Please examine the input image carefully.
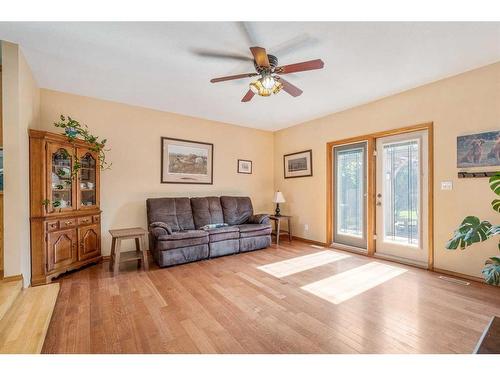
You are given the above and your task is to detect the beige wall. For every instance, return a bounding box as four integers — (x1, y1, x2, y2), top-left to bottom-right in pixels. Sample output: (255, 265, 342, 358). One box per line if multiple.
(2, 41, 40, 286)
(274, 62, 500, 279)
(39, 89, 275, 255)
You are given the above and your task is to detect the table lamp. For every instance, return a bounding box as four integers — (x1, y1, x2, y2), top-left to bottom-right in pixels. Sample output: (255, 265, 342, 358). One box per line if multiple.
(273, 191, 286, 216)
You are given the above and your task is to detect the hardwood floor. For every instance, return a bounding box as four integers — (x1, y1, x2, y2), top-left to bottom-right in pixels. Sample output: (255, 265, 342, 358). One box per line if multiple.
(41, 241, 500, 354)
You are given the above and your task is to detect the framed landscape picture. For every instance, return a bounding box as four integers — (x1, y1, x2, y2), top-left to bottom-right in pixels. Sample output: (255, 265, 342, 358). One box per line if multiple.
(284, 149, 313, 178)
(457, 130, 500, 168)
(161, 137, 213, 184)
(237, 159, 252, 174)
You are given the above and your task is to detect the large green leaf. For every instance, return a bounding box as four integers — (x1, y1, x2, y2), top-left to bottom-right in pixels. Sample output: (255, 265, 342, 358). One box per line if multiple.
(492, 199, 500, 213)
(482, 257, 500, 285)
(489, 173, 500, 196)
(488, 225, 500, 236)
(445, 216, 492, 250)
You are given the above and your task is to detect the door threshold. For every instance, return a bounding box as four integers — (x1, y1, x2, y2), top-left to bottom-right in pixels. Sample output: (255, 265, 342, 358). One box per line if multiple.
(373, 253, 428, 269)
(330, 242, 368, 255)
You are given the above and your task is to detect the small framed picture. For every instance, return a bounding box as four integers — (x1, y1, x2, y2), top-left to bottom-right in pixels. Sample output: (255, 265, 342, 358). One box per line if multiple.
(284, 149, 313, 178)
(237, 159, 252, 174)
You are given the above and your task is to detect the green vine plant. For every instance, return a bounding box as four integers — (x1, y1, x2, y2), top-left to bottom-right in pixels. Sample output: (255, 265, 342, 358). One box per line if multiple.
(446, 173, 500, 285)
(54, 114, 111, 177)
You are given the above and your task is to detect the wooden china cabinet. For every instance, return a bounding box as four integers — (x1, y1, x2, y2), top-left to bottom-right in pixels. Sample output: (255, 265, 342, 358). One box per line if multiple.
(29, 129, 102, 286)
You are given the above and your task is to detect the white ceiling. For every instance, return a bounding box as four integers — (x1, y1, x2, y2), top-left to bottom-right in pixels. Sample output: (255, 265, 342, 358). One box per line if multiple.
(0, 22, 499, 131)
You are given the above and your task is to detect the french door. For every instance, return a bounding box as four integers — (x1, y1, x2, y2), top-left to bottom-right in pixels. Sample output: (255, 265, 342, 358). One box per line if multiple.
(333, 142, 367, 249)
(329, 124, 432, 268)
(375, 130, 429, 266)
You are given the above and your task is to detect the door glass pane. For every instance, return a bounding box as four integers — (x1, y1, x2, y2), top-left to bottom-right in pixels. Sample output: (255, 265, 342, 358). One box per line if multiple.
(80, 153, 96, 207)
(336, 147, 364, 238)
(382, 140, 419, 246)
(51, 149, 72, 209)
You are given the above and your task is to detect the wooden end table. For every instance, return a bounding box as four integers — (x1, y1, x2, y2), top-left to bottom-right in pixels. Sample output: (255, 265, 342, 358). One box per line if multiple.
(109, 227, 149, 276)
(269, 215, 292, 245)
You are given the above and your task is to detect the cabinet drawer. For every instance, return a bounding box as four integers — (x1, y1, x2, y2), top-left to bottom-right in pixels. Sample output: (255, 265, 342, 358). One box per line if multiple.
(92, 215, 100, 224)
(59, 218, 76, 229)
(78, 216, 93, 226)
(46, 220, 59, 232)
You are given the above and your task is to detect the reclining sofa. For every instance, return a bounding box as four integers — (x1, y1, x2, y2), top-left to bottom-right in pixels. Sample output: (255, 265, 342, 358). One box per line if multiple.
(146, 196, 272, 267)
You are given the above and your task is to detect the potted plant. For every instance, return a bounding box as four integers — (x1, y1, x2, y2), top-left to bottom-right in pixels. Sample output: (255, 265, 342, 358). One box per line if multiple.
(446, 173, 500, 285)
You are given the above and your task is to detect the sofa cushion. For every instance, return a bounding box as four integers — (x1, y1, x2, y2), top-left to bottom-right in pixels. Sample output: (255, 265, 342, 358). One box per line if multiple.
(157, 230, 208, 241)
(236, 223, 272, 238)
(191, 197, 225, 229)
(205, 226, 240, 242)
(156, 230, 209, 250)
(147, 197, 195, 231)
(220, 196, 254, 225)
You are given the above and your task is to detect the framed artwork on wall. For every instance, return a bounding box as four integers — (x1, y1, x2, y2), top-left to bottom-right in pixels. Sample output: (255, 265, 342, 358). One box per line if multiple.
(161, 137, 214, 184)
(457, 130, 500, 168)
(284, 149, 313, 178)
(237, 159, 252, 174)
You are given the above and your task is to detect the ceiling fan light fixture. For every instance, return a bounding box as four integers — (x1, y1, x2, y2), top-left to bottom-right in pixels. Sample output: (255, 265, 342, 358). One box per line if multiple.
(261, 74, 275, 90)
(249, 81, 260, 94)
(249, 77, 282, 97)
(272, 80, 283, 94)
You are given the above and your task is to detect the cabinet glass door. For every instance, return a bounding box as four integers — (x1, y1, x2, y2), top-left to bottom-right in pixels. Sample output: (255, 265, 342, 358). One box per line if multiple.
(78, 151, 97, 208)
(48, 145, 75, 212)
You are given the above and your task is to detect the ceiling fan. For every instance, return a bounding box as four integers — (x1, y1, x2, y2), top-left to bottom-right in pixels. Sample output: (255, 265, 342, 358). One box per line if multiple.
(209, 46, 324, 102)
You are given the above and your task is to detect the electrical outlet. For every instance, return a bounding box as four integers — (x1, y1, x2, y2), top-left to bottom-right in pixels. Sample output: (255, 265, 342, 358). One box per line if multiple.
(304, 224, 309, 231)
(441, 181, 453, 190)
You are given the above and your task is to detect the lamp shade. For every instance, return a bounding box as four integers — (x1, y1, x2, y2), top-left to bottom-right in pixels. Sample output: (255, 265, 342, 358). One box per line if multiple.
(273, 191, 286, 203)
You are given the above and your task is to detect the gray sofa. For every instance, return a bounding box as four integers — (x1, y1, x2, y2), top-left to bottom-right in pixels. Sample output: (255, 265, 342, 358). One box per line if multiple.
(146, 196, 272, 267)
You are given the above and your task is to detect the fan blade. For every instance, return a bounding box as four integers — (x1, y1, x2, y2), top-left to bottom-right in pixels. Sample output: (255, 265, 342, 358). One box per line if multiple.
(277, 77, 303, 97)
(237, 22, 259, 46)
(210, 73, 258, 83)
(276, 59, 324, 75)
(192, 48, 253, 62)
(271, 34, 318, 58)
(241, 89, 255, 102)
(250, 46, 270, 68)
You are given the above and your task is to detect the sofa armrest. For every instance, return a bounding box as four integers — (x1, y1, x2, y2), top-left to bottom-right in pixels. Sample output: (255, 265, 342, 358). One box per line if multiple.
(150, 227, 168, 238)
(149, 221, 173, 237)
(247, 214, 270, 225)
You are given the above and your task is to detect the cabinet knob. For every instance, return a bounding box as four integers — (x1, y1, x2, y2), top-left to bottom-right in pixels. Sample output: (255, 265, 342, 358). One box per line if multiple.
(65, 221, 72, 225)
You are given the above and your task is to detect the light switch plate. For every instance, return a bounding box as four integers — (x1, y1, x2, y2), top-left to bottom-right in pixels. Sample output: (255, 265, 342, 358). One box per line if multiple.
(441, 181, 453, 190)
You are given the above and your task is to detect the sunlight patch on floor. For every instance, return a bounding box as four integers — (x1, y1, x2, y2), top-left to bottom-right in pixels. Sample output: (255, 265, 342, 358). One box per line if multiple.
(301, 262, 407, 304)
(257, 250, 350, 278)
